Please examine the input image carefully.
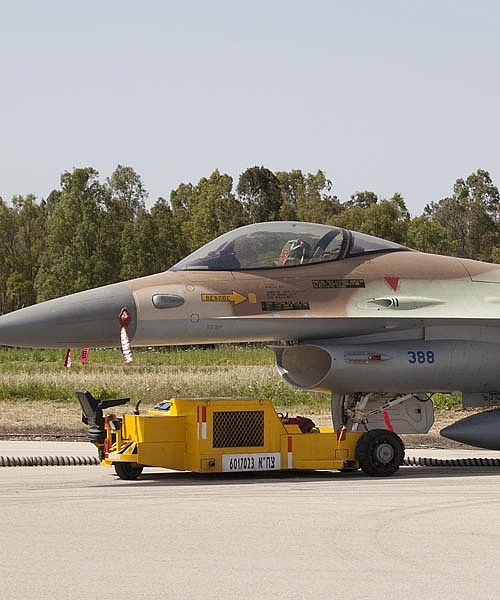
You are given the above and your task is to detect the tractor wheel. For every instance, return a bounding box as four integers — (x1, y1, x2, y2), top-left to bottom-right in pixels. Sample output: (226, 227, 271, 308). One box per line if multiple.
(114, 462, 144, 480)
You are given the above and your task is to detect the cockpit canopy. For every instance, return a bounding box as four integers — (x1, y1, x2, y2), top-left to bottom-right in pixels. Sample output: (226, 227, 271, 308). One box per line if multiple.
(171, 221, 408, 271)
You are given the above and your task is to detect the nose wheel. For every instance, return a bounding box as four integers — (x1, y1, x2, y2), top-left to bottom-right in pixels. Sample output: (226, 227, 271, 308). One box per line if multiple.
(356, 429, 405, 476)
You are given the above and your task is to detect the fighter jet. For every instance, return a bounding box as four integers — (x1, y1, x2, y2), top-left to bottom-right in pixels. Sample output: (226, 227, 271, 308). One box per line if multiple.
(1, 220, 500, 450)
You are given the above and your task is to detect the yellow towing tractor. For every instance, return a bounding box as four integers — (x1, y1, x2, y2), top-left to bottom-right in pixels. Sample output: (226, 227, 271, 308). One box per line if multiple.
(77, 390, 405, 480)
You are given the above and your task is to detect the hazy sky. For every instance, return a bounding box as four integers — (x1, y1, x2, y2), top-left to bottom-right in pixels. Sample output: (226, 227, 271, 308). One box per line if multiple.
(1, 1, 499, 216)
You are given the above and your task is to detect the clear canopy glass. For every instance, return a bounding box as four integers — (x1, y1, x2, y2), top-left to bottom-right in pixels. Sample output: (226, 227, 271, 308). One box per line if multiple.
(171, 221, 407, 271)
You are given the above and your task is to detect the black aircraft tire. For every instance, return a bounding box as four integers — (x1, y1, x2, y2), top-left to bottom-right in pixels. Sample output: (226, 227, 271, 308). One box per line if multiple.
(356, 429, 405, 477)
(114, 462, 144, 480)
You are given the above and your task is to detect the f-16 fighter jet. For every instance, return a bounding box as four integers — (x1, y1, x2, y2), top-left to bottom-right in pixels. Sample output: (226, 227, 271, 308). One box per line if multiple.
(1, 220, 499, 449)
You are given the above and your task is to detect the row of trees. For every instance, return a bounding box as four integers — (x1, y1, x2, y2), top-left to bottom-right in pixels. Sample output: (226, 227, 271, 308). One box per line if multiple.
(0, 165, 499, 314)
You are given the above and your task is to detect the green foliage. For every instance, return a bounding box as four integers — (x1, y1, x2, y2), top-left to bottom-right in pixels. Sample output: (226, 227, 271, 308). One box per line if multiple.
(431, 393, 461, 409)
(0, 195, 47, 311)
(149, 198, 187, 269)
(0, 381, 72, 401)
(10, 194, 46, 308)
(237, 166, 282, 223)
(333, 192, 410, 243)
(0, 344, 273, 370)
(0, 346, 330, 418)
(405, 215, 452, 254)
(103, 165, 148, 282)
(344, 190, 378, 210)
(1, 163, 500, 314)
(424, 169, 500, 261)
(276, 169, 341, 223)
(0, 198, 18, 313)
(35, 168, 108, 300)
(89, 386, 122, 400)
(234, 378, 329, 412)
(120, 208, 158, 279)
(182, 170, 247, 250)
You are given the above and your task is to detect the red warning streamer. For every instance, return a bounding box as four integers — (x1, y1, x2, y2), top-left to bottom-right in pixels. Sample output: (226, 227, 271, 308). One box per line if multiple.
(79, 348, 89, 365)
(64, 348, 72, 368)
(336, 426, 347, 441)
(119, 308, 133, 363)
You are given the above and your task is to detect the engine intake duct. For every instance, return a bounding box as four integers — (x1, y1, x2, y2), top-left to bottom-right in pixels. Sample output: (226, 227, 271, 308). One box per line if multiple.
(273, 345, 332, 390)
(272, 340, 500, 394)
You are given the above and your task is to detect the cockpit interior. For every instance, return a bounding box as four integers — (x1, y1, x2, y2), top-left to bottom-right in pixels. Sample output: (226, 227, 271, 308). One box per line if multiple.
(171, 221, 407, 271)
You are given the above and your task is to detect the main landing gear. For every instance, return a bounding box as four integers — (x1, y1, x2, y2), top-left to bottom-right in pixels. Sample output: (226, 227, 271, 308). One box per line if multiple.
(332, 392, 415, 476)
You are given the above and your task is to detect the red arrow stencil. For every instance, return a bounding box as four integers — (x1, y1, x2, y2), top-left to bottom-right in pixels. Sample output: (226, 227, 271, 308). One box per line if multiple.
(384, 276, 400, 291)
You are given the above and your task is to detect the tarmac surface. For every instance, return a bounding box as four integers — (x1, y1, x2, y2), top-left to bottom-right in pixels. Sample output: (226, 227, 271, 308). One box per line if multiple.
(1, 442, 500, 600)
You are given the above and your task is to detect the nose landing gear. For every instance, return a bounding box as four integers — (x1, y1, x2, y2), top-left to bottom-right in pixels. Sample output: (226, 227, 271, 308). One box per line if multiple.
(355, 429, 405, 476)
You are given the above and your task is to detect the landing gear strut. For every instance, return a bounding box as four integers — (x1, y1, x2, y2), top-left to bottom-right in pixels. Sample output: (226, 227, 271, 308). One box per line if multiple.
(331, 392, 423, 431)
(331, 393, 408, 476)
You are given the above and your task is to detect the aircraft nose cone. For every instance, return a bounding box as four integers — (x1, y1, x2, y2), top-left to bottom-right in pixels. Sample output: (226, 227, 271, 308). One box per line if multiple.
(0, 282, 136, 349)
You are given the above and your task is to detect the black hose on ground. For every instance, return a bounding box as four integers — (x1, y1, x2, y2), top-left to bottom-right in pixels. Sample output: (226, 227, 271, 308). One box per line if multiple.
(2, 454, 500, 469)
(0, 455, 99, 467)
(403, 456, 500, 467)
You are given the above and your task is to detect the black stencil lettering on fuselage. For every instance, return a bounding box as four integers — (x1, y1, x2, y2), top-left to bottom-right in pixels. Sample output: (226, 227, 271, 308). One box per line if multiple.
(261, 300, 310, 311)
(312, 279, 365, 289)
